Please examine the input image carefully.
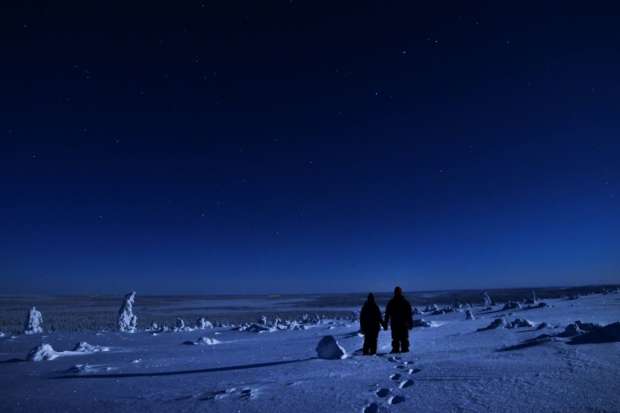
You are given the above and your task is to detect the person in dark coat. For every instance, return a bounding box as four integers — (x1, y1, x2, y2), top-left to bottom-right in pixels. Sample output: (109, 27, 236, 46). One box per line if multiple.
(384, 286, 413, 353)
(360, 293, 383, 355)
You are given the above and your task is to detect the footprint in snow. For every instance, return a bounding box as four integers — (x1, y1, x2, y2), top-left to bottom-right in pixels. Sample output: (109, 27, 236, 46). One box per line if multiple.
(375, 388, 390, 398)
(390, 373, 402, 381)
(240, 387, 259, 400)
(408, 368, 421, 375)
(199, 390, 227, 401)
(388, 395, 406, 405)
(399, 379, 414, 389)
(362, 402, 379, 413)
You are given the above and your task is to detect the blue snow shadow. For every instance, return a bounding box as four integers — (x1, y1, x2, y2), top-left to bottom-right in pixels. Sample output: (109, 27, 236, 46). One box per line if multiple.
(54, 357, 318, 379)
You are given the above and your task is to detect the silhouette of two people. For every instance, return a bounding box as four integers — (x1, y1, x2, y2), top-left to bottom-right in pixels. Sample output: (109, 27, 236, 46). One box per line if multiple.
(360, 286, 413, 355)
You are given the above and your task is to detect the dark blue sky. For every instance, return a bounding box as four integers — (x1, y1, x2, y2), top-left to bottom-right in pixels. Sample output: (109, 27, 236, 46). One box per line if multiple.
(1, 2, 619, 294)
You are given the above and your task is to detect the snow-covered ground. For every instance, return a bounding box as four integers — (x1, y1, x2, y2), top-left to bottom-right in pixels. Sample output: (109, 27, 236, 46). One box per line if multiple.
(1, 291, 619, 412)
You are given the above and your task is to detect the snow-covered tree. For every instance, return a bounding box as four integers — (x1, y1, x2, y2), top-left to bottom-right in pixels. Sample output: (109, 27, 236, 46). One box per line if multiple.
(24, 306, 43, 335)
(117, 292, 137, 333)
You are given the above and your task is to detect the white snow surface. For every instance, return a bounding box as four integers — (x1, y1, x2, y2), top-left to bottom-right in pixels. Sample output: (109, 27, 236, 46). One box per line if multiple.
(1, 292, 619, 412)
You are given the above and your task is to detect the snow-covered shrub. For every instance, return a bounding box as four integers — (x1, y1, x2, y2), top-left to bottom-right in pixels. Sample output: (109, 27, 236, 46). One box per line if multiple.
(465, 310, 475, 320)
(507, 318, 533, 329)
(197, 317, 213, 329)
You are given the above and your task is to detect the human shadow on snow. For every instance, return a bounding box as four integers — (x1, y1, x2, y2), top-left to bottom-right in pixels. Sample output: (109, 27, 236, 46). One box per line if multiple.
(54, 357, 318, 379)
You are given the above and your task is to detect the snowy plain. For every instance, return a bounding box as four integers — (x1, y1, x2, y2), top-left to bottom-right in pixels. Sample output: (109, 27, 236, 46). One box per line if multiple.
(1, 289, 619, 412)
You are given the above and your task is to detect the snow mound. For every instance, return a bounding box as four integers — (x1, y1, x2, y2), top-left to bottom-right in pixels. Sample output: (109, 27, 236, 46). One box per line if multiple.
(569, 322, 620, 344)
(558, 320, 602, 337)
(536, 322, 549, 330)
(73, 342, 110, 353)
(24, 306, 43, 335)
(0, 331, 5, 338)
(412, 319, 432, 328)
(477, 317, 507, 331)
(117, 292, 137, 333)
(507, 318, 534, 329)
(27, 344, 59, 361)
(184, 336, 221, 346)
(465, 310, 475, 320)
(316, 335, 346, 360)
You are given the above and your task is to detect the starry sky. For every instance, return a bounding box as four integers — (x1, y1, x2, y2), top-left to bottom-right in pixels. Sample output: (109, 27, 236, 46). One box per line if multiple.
(2, 2, 619, 294)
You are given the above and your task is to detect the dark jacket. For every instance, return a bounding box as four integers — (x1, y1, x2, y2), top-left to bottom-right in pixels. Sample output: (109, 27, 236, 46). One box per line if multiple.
(384, 295, 413, 330)
(360, 294, 383, 335)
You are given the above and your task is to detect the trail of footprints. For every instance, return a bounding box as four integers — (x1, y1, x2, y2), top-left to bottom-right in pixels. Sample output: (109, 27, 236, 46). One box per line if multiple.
(363, 356, 421, 413)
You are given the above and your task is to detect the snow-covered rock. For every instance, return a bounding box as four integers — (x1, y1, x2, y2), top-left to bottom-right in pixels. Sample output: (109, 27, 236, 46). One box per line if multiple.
(315, 335, 346, 360)
(117, 292, 137, 333)
(465, 310, 475, 320)
(477, 317, 507, 331)
(27, 344, 59, 361)
(24, 306, 43, 335)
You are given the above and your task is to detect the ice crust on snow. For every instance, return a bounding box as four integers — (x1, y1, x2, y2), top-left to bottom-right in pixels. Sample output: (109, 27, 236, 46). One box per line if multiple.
(117, 292, 137, 333)
(24, 306, 43, 335)
(316, 335, 346, 359)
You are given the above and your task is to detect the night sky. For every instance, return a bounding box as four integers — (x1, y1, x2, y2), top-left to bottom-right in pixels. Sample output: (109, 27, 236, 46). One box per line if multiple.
(2, 2, 619, 294)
